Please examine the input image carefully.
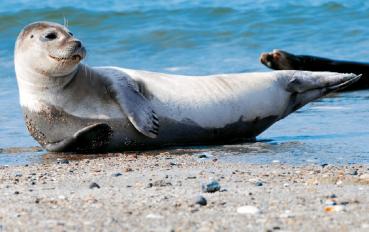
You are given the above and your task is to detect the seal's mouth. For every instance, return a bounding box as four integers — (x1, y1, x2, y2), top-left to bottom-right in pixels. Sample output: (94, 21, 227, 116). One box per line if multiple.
(49, 54, 82, 62)
(49, 46, 86, 63)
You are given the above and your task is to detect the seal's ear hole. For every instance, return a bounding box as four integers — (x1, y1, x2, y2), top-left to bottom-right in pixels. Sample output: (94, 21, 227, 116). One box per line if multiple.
(30, 34, 34, 39)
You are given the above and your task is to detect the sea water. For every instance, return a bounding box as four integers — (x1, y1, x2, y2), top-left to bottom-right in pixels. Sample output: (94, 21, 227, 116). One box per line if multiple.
(0, 0, 368, 165)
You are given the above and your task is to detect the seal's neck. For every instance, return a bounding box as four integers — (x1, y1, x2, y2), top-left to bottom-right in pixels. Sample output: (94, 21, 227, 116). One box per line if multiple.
(16, 63, 81, 92)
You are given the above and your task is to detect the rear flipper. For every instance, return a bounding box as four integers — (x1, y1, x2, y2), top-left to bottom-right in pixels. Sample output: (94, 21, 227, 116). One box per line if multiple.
(260, 50, 369, 91)
(260, 49, 369, 73)
(279, 71, 361, 118)
(260, 50, 301, 70)
(45, 123, 113, 153)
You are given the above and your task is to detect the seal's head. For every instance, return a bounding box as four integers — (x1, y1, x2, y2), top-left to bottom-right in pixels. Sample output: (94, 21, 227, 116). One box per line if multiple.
(15, 21, 86, 77)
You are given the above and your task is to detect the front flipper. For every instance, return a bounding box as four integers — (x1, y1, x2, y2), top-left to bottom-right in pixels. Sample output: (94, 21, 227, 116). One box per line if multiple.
(108, 76, 159, 138)
(45, 123, 112, 152)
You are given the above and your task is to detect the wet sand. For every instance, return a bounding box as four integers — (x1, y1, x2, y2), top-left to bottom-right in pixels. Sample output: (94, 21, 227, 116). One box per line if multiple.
(0, 152, 369, 231)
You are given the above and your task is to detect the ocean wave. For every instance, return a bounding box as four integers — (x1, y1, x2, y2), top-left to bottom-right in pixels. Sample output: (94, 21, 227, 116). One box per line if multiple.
(2, 0, 369, 13)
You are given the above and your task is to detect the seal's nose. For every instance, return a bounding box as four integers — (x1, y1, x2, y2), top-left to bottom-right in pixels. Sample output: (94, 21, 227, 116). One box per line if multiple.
(74, 40, 82, 48)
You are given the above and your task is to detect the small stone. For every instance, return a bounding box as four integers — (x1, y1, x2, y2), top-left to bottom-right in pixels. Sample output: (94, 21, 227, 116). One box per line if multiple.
(112, 172, 122, 177)
(195, 195, 207, 206)
(14, 191, 20, 195)
(56, 159, 69, 164)
(15, 173, 22, 177)
(349, 169, 358, 175)
(255, 181, 263, 187)
(324, 205, 345, 212)
(279, 210, 294, 218)
(359, 173, 369, 180)
(152, 179, 172, 187)
(325, 199, 337, 206)
(237, 205, 261, 215)
(146, 214, 164, 219)
(89, 182, 100, 189)
(321, 163, 328, 168)
(202, 180, 221, 193)
(197, 152, 213, 159)
(124, 167, 133, 172)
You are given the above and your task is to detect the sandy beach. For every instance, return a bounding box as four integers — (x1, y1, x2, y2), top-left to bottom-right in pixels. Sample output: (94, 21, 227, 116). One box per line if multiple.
(1, 152, 369, 231)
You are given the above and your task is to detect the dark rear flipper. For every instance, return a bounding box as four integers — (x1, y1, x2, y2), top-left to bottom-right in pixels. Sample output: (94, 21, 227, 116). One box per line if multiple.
(260, 49, 369, 91)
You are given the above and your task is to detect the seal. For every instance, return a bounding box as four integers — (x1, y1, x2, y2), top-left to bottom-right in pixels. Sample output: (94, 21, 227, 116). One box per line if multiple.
(260, 49, 369, 91)
(14, 22, 361, 153)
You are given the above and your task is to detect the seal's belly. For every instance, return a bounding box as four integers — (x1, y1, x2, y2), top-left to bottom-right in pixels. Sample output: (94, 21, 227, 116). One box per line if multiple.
(23, 102, 280, 151)
(151, 115, 280, 146)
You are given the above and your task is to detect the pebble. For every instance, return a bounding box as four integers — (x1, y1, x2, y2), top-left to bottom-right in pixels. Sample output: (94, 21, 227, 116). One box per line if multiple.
(14, 173, 22, 177)
(349, 169, 358, 175)
(146, 214, 164, 219)
(202, 180, 221, 193)
(195, 195, 207, 206)
(89, 182, 100, 189)
(279, 210, 294, 218)
(359, 173, 369, 180)
(197, 152, 213, 159)
(325, 199, 337, 206)
(112, 172, 122, 177)
(324, 205, 345, 212)
(56, 159, 69, 164)
(336, 180, 343, 185)
(237, 205, 261, 215)
(255, 181, 263, 187)
(152, 180, 172, 187)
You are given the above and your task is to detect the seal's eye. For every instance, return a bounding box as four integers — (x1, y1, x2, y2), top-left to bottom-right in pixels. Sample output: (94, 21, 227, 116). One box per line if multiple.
(68, 32, 73, 36)
(45, 32, 57, 40)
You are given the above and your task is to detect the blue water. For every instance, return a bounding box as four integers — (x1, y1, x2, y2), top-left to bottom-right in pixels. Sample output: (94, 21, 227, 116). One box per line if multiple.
(1, 0, 368, 165)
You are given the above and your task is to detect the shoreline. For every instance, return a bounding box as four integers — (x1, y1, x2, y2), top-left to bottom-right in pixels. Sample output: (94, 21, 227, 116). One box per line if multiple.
(0, 153, 369, 231)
